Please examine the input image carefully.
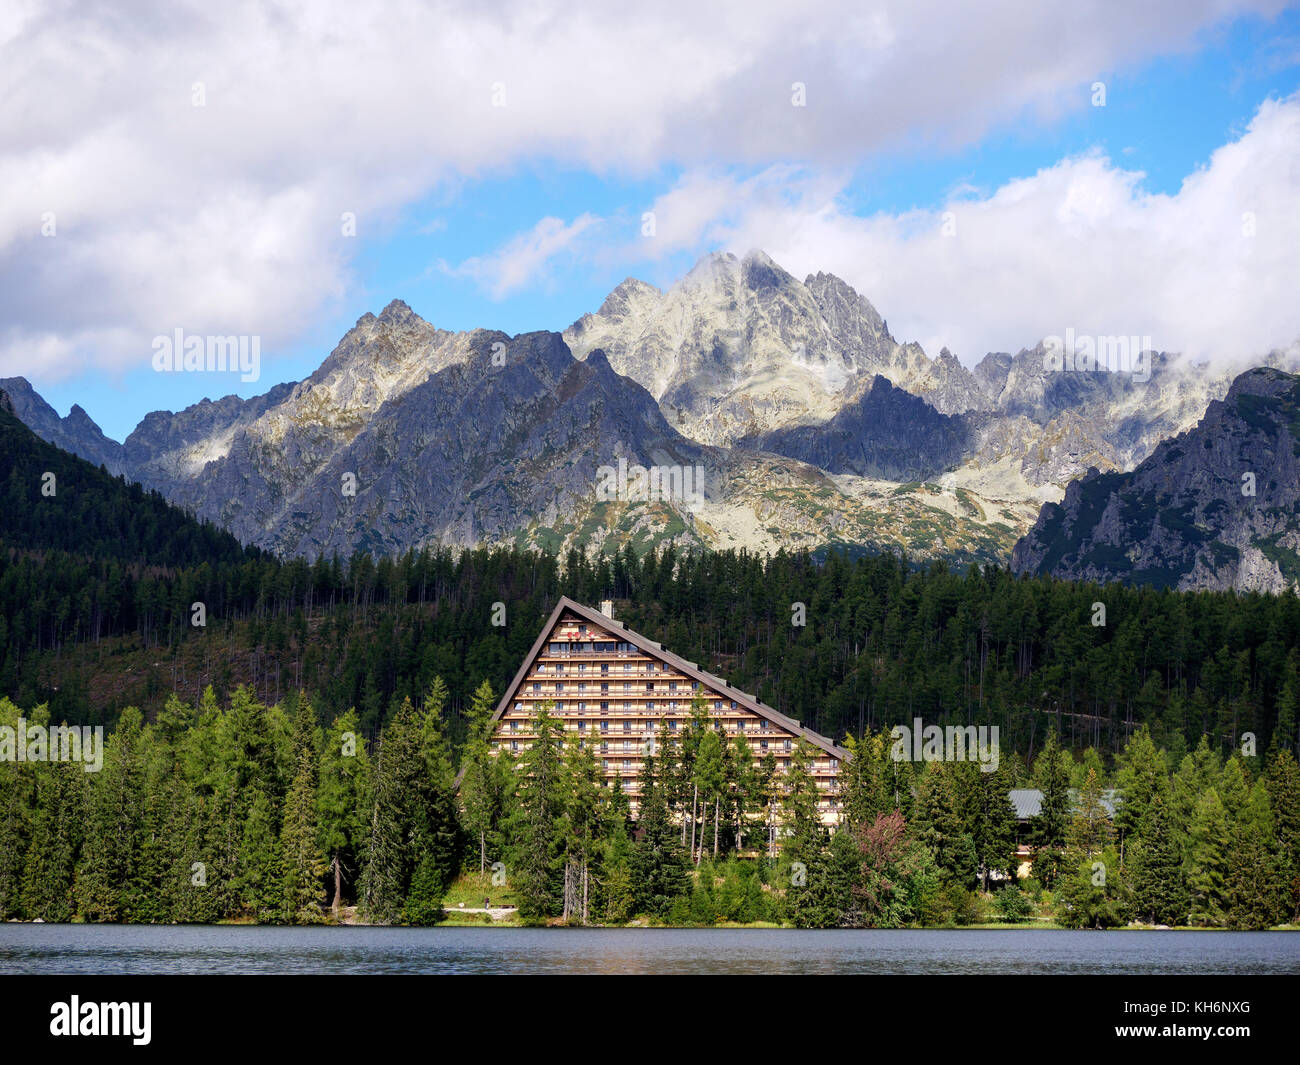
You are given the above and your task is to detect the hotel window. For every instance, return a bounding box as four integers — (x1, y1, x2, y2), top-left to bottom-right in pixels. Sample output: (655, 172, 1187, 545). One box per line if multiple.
(623, 759, 631, 769)
(669, 681, 678, 692)
(578, 624, 587, 633)
(761, 740, 768, 752)
(602, 759, 609, 770)
(691, 681, 699, 691)
(601, 741, 608, 753)
(578, 682, 587, 692)
(623, 682, 631, 692)
(784, 739, 792, 752)
(555, 682, 564, 693)
(645, 681, 654, 692)
(601, 663, 609, 675)
(670, 720, 678, 731)
(623, 740, 631, 752)
(714, 701, 722, 711)
(600, 720, 609, 732)
(623, 721, 631, 732)
(730, 701, 738, 710)
(514, 702, 522, 711)
(511, 741, 519, 752)
(578, 721, 586, 732)
(601, 682, 609, 693)
(511, 720, 521, 732)
(578, 702, 586, 712)
(533, 683, 541, 692)
(600, 701, 609, 711)
(578, 663, 587, 674)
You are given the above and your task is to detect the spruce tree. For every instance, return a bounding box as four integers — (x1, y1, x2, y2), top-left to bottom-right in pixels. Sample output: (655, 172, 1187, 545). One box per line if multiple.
(317, 708, 370, 918)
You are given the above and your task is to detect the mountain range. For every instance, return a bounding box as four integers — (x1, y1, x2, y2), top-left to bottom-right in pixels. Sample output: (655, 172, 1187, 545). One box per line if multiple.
(4, 249, 1296, 588)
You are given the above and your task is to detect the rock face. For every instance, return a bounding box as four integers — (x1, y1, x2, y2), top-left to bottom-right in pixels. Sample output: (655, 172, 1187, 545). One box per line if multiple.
(564, 250, 991, 450)
(6, 251, 1292, 579)
(565, 251, 1246, 501)
(1011, 367, 1300, 592)
(0, 377, 125, 475)
(109, 311, 1022, 564)
(739, 374, 978, 482)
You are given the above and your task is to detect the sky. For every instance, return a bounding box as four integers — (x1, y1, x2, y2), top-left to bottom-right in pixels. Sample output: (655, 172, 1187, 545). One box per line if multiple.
(3, 0, 1300, 442)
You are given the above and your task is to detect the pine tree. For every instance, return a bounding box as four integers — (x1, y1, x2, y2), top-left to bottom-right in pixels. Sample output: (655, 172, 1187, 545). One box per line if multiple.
(1030, 730, 1071, 887)
(1266, 749, 1300, 922)
(317, 709, 370, 918)
(510, 705, 566, 921)
(630, 775, 689, 919)
(279, 699, 326, 922)
(459, 679, 507, 875)
(75, 707, 146, 921)
(1070, 766, 1112, 859)
(1130, 792, 1189, 925)
(1185, 787, 1229, 926)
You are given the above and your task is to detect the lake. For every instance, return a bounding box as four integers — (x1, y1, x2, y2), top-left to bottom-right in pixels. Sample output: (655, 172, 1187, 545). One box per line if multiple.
(2, 925, 1298, 974)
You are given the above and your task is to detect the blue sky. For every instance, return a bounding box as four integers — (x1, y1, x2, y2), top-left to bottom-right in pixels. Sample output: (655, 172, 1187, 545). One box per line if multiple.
(8, 2, 1300, 441)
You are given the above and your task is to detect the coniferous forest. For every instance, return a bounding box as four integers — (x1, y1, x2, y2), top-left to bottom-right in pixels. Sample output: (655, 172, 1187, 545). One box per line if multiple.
(4, 401, 1300, 927)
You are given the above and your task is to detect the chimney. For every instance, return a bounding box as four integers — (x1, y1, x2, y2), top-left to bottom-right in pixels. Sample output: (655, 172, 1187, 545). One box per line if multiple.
(599, 599, 614, 619)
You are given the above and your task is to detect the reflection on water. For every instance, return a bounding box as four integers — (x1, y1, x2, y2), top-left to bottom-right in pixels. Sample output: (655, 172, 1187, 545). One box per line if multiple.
(1, 925, 1298, 974)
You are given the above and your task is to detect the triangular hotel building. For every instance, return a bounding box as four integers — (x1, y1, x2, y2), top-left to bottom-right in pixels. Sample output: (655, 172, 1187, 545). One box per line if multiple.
(488, 597, 849, 825)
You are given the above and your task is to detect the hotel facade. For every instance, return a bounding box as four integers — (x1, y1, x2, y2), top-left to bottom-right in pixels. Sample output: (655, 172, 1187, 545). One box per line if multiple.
(486, 597, 849, 826)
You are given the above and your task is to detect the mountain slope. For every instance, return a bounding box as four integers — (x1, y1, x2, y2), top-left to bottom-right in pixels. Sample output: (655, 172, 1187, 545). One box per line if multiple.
(1011, 367, 1300, 592)
(0, 376, 126, 475)
(0, 387, 252, 565)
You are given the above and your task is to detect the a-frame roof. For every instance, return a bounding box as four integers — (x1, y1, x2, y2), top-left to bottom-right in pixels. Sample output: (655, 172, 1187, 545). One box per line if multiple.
(488, 596, 851, 762)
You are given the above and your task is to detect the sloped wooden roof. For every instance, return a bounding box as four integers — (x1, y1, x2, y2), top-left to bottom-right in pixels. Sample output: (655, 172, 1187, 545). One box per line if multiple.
(488, 595, 850, 762)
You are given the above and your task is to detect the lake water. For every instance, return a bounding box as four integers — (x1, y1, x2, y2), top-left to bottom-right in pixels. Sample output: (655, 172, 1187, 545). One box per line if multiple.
(2, 925, 1298, 974)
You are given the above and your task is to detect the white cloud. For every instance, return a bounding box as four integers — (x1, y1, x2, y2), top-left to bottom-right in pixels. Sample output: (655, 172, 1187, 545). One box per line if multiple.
(618, 94, 1300, 364)
(0, 0, 1287, 380)
(449, 214, 601, 298)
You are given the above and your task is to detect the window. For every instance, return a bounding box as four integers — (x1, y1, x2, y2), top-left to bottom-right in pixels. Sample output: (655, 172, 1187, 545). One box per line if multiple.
(623, 720, 632, 732)
(784, 739, 792, 752)
(533, 682, 541, 692)
(555, 682, 564, 693)
(600, 701, 609, 711)
(511, 741, 519, 752)
(601, 663, 609, 675)
(646, 681, 654, 692)
(600, 720, 609, 732)
(577, 721, 586, 732)
(669, 681, 678, 692)
(601, 683, 609, 694)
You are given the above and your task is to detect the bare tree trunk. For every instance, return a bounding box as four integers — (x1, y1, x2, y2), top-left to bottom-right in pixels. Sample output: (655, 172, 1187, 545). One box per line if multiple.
(697, 794, 706, 866)
(690, 784, 698, 860)
(479, 831, 486, 876)
(582, 863, 589, 925)
(332, 854, 342, 919)
(713, 797, 719, 859)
